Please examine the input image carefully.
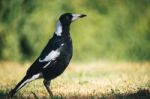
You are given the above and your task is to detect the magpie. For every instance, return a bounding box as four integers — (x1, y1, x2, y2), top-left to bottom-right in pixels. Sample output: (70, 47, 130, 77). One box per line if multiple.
(9, 13, 86, 98)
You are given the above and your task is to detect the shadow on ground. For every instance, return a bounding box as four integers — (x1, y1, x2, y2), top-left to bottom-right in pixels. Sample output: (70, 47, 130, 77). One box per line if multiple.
(0, 89, 149, 99)
(101, 89, 150, 99)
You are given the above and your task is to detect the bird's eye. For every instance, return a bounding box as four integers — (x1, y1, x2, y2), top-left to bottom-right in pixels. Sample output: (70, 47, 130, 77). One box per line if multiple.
(66, 16, 69, 20)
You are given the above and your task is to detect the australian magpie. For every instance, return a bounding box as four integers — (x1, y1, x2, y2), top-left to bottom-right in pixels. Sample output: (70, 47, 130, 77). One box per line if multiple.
(9, 13, 86, 98)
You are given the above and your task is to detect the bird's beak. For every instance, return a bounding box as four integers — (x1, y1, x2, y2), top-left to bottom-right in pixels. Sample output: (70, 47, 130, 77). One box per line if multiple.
(72, 14, 87, 21)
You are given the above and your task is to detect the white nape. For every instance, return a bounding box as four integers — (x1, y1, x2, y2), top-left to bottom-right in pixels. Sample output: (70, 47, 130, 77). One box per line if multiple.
(55, 20, 62, 36)
(72, 14, 81, 21)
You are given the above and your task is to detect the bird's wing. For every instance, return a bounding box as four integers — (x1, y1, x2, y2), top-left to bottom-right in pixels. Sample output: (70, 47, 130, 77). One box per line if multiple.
(26, 38, 63, 76)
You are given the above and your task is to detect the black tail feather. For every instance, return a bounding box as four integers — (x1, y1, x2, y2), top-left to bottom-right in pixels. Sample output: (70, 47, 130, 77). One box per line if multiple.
(9, 89, 16, 98)
(8, 76, 28, 97)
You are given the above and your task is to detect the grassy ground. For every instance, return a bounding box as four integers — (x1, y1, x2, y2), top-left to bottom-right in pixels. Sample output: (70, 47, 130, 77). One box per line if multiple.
(0, 61, 150, 99)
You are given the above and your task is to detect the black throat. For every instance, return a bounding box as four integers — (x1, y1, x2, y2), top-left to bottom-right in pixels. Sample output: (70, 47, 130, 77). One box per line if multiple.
(62, 25, 70, 36)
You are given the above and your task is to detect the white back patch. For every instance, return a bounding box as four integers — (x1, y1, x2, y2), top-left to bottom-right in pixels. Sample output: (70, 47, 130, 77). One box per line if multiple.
(55, 20, 62, 36)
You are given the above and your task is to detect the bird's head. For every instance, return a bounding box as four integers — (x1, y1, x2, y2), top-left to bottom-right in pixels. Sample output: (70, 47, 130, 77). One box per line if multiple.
(59, 13, 87, 26)
(55, 13, 86, 36)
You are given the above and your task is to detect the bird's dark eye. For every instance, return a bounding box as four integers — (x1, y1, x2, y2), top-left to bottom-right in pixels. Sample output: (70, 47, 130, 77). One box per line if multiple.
(66, 16, 69, 20)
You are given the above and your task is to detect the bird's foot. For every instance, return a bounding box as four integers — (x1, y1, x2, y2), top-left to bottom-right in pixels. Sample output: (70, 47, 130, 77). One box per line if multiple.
(48, 91, 53, 99)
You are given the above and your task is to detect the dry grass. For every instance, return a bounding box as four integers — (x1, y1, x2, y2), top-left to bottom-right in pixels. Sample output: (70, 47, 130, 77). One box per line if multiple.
(0, 61, 150, 99)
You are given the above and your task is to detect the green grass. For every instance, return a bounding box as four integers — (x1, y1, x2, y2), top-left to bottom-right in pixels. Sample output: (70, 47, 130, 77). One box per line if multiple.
(0, 61, 150, 99)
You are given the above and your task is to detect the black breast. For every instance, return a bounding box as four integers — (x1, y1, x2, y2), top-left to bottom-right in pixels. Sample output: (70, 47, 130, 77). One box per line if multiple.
(61, 37, 73, 64)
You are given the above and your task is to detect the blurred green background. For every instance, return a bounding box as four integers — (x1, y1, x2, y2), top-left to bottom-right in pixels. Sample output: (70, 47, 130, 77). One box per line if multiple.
(0, 0, 150, 62)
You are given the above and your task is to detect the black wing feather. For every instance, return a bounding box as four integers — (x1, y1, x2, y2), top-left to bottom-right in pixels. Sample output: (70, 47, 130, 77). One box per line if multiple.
(26, 35, 61, 76)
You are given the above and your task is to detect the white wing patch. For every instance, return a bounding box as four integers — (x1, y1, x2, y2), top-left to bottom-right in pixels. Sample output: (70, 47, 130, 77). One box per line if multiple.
(55, 20, 62, 36)
(39, 43, 64, 63)
(39, 50, 60, 62)
(43, 61, 52, 68)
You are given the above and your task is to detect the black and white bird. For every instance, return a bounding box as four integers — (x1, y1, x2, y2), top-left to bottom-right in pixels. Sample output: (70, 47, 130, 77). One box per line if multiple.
(9, 13, 86, 98)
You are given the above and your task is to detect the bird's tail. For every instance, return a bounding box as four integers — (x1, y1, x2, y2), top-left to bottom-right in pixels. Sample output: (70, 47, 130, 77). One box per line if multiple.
(9, 73, 41, 97)
(8, 75, 29, 97)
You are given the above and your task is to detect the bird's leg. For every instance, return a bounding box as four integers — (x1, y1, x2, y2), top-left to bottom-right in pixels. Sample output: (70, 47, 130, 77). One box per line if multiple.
(43, 80, 53, 98)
